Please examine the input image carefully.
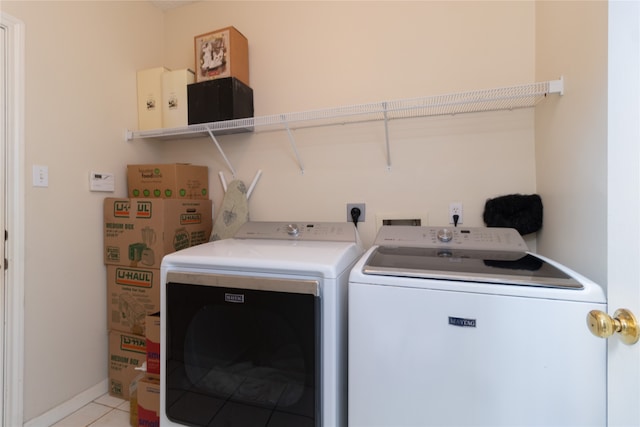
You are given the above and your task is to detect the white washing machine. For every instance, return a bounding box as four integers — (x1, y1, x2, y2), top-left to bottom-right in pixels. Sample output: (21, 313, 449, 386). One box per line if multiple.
(160, 222, 363, 427)
(348, 226, 607, 427)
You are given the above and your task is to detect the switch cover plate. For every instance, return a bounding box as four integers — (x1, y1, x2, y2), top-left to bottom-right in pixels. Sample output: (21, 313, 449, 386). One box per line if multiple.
(32, 165, 48, 187)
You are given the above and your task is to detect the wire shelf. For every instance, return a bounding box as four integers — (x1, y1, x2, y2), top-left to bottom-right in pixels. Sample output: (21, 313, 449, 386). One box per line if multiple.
(126, 78, 563, 141)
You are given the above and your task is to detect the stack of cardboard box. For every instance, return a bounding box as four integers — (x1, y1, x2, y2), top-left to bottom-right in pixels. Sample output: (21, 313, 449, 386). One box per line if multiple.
(103, 164, 213, 425)
(137, 26, 253, 133)
(189, 26, 253, 130)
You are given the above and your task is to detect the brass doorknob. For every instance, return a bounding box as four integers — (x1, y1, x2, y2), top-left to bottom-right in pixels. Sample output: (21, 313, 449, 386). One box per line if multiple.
(587, 309, 639, 345)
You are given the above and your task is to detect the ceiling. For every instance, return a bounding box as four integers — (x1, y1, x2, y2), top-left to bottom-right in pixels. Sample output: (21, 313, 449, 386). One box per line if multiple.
(149, 1, 199, 10)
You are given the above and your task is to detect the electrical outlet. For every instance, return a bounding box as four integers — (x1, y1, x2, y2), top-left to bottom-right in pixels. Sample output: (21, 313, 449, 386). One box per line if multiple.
(449, 202, 463, 225)
(347, 203, 366, 223)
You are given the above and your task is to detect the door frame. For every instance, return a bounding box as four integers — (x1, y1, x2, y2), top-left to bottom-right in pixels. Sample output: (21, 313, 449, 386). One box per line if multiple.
(1, 11, 25, 427)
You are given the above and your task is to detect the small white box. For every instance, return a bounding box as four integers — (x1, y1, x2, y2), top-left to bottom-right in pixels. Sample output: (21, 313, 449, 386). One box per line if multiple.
(137, 67, 169, 130)
(162, 69, 195, 128)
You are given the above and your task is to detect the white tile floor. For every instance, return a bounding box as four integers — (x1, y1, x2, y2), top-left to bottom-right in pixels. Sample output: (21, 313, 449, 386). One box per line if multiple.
(51, 393, 131, 427)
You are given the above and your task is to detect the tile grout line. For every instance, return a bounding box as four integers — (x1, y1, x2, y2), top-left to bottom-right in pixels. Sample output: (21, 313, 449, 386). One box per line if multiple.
(87, 407, 129, 427)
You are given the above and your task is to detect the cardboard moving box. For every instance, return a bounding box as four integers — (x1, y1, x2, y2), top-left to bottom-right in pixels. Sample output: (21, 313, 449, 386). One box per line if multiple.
(109, 330, 147, 400)
(137, 376, 160, 427)
(145, 312, 160, 378)
(107, 266, 159, 336)
(103, 197, 213, 268)
(194, 26, 249, 85)
(127, 163, 209, 199)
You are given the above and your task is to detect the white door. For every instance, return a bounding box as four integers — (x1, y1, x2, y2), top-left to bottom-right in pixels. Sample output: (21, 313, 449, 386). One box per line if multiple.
(607, 2, 640, 426)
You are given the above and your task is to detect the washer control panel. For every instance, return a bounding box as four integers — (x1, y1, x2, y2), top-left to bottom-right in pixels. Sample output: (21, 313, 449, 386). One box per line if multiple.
(234, 221, 358, 242)
(374, 226, 528, 251)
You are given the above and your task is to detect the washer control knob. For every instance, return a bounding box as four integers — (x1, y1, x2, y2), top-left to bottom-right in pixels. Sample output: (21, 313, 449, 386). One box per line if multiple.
(437, 228, 453, 243)
(286, 223, 300, 236)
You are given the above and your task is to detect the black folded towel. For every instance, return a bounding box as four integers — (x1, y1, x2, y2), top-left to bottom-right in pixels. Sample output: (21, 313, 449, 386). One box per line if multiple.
(483, 194, 543, 235)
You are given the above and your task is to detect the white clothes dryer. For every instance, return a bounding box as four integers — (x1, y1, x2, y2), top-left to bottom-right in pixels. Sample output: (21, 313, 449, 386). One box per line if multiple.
(160, 222, 363, 427)
(348, 226, 606, 427)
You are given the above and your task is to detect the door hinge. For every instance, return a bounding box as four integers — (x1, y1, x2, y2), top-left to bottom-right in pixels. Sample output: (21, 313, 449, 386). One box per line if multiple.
(3, 259, 7, 270)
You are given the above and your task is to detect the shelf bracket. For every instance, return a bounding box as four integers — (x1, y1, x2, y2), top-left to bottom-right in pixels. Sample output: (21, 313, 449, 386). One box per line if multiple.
(548, 76, 564, 96)
(206, 129, 237, 177)
(383, 102, 391, 170)
(282, 116, 305, 174)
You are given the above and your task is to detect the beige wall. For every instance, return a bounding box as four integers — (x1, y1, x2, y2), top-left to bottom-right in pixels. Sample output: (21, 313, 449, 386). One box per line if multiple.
(160, 1, 537, 250)
(535, 1, 608, 285)
(2, 0, 607, 424)
(2, 0, 167, 422)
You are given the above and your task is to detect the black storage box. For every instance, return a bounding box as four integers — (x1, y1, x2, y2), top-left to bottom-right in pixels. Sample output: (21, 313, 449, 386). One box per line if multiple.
(187, 77, 254, 132)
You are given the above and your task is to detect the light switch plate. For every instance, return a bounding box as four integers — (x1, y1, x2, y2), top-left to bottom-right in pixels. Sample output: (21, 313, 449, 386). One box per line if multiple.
(33, 165, 48, 187)
(90, 171, 115, 192)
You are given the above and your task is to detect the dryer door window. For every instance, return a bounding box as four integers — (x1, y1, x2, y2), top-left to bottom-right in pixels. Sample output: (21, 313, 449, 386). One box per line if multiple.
(166, 274, 320, 427)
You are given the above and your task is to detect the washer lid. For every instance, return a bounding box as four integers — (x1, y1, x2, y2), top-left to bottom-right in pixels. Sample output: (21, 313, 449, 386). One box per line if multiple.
(362, 246, 583, 289)
(161, 236, 364, 279)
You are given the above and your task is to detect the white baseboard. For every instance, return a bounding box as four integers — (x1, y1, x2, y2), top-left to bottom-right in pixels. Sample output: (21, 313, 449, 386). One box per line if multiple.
(23, 379, 108, 427)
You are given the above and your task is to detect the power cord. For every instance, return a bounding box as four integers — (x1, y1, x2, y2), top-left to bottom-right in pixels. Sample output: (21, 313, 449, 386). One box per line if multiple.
(351, 207, 362, 228)
(453, 214, 460, 227)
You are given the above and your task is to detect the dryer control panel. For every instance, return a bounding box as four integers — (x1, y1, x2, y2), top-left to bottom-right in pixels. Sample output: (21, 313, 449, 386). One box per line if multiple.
(234, 221, 359, 242)
(374, 226, 528, 252)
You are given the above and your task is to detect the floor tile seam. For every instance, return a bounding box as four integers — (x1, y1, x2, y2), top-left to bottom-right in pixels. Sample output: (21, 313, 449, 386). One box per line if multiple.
(87, 407, 129, 426)
(92, 401, 122, 410)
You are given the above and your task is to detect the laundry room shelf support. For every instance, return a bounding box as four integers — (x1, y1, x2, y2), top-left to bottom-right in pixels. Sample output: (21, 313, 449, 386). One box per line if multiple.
(383, 102, 391, 170)
(282, 116, 305, 174)
(206, 129, 237, 177)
